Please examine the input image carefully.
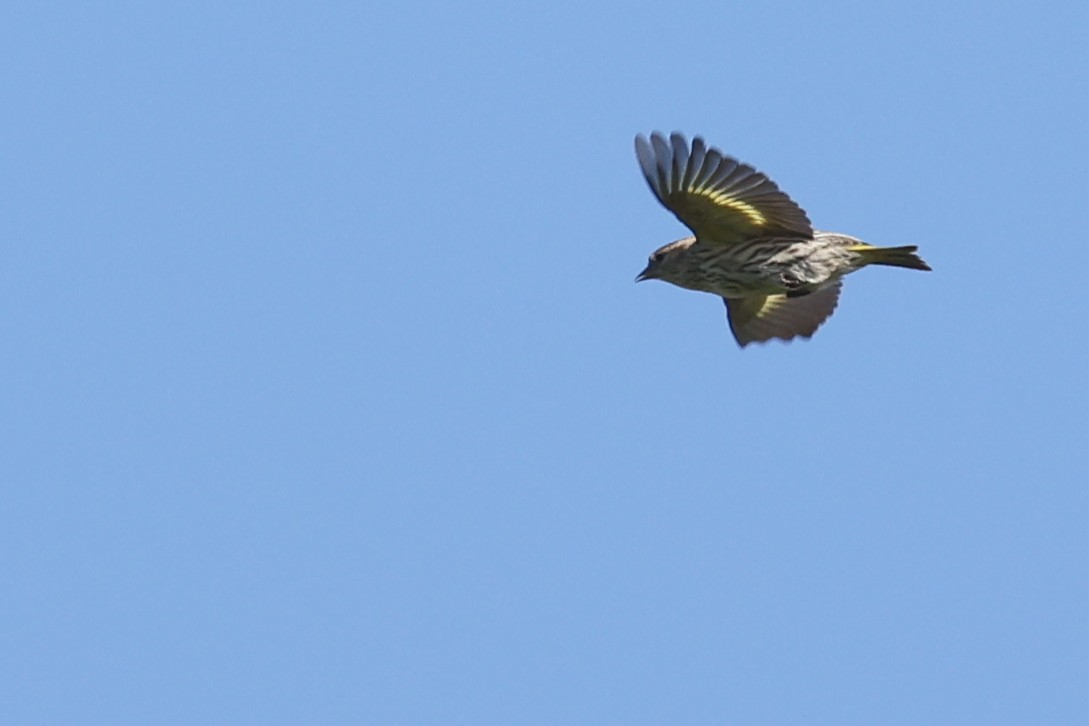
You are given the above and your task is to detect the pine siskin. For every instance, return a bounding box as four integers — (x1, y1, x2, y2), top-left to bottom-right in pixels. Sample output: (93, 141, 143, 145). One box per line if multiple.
(635, 132, 930, 347)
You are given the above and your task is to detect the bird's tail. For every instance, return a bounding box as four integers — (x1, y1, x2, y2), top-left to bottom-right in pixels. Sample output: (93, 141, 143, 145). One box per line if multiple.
(849, 244, 931, 272)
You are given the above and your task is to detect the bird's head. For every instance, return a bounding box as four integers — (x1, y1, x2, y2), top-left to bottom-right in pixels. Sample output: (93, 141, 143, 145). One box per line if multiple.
(635, 236, 695, 283)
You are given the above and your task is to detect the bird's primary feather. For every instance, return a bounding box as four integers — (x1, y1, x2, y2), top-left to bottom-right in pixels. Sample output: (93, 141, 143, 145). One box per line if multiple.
(635, 132, 813, 244)
(724, 282, 842, 347)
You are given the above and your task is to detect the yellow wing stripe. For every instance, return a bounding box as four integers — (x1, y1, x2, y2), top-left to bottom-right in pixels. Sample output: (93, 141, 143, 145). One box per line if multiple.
(695, 187, 767, 226)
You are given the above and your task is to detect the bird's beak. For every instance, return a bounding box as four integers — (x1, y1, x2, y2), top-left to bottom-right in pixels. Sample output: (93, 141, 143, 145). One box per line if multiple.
(636, 266, 653, 282)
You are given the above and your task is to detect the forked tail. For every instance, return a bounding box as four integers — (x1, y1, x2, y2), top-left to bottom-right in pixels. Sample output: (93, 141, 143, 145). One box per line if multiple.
(850, 244, 931, 271)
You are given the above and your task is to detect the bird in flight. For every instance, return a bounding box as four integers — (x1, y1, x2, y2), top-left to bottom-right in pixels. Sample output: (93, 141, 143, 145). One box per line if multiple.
(634, 132, 930, 347)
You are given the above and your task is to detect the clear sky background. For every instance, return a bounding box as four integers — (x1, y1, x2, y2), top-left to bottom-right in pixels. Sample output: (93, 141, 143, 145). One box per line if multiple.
(3, 2, 1089, 724)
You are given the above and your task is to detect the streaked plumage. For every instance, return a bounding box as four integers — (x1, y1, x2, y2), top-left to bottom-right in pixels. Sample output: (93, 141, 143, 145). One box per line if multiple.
(634, 132, 930, 347)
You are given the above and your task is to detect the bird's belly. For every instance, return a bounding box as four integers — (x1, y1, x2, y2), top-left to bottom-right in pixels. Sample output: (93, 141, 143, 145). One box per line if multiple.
(687, 262, 801, 297)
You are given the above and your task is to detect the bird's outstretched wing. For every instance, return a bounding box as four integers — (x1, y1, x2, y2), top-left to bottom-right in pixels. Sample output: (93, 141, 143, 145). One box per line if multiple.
(723, 282, 841, 347)
(635, 132, 813, 245)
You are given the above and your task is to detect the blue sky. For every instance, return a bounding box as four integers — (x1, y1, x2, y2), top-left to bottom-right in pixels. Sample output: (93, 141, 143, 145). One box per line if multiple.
(3, 1, 1089, 723)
